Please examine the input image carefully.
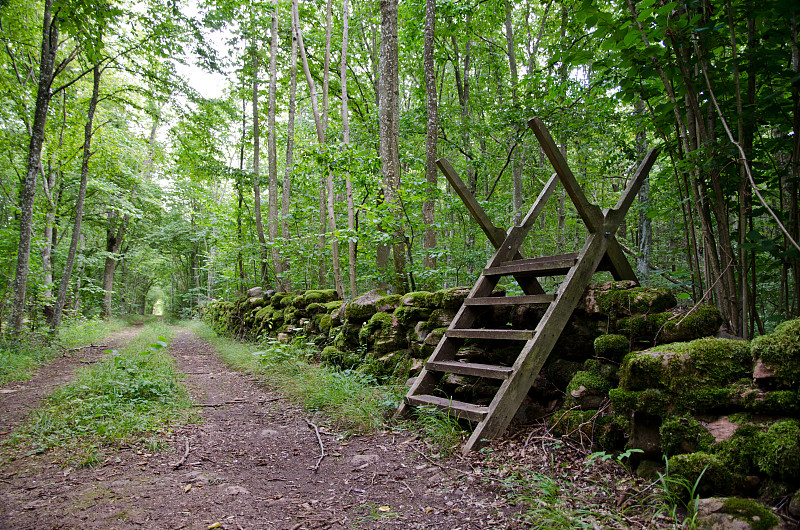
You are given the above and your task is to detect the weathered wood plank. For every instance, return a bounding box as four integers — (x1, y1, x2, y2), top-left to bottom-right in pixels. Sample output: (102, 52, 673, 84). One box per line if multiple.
(437, 158, 507, 247)
(603, 237, 638, 282)
(485, 256, 577, 277)
(446, 329, 535, 341)
(425, 360, 513, 379)
(407, 395, 488, 422)
(604, 147, 660, 232)
(527, 117, 604, 232)
(464, 294, 556, 306)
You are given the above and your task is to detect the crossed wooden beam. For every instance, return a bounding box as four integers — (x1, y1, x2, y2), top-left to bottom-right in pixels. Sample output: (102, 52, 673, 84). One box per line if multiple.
(439, 117, 660, 284)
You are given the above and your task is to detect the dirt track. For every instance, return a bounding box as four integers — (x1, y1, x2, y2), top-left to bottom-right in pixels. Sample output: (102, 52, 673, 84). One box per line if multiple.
(0, 327, 514, 529)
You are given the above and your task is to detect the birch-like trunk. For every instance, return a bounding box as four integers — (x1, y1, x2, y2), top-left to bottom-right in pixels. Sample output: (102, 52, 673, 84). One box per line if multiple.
(341, 0, 358, 298)
(421, 0, 438, 280)
(9, 0, 58, 334)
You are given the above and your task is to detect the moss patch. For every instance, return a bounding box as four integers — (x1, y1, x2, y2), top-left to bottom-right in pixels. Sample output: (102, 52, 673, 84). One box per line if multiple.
(659, 414, 714, 455)
(719, 498, 781, 530)
(668, 452, 733, 498)
(594, 334, 629, 361)
(756, 419, 800, 482)
(752, 318, 800, 389)
(596, 286, 676, 315)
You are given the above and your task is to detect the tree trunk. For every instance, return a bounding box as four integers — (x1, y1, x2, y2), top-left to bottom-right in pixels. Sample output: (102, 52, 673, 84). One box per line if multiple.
(421, 0, 438, 281)
(379, 0, 408, 293)
(52, 63, 101, 329)
(505, 0, 523, 225)
(267, 0, 280, 290)
(341, 0, 357, 298)
(102, 210, 130, 318)
(635, 100, 651, 283)
(281, 0, 300, 293)
(9, 0, 58, 334)
(251, 40, 269, 285)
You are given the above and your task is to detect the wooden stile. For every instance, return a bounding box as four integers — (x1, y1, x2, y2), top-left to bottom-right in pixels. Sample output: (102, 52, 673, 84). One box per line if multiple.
(395, 118, 660, 454)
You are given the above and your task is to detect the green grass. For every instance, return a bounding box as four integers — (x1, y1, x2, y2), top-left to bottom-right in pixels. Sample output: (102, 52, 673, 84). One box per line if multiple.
(0, 317, 126, 385)
(185, 320, 404, 434)
(9, 321, 190, 465)
(413, 405, 467, 456)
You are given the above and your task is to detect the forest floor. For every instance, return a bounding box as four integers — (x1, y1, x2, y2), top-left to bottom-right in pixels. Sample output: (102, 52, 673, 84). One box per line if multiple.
(0, 324, 676, 529)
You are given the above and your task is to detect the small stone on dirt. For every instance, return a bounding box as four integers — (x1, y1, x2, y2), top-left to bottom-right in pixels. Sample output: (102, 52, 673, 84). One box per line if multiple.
(350, 454, 379, 466)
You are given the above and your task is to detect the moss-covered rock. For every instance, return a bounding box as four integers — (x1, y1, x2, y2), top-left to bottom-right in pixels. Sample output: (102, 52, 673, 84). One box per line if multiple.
(594, 334, 630, 361)
(752, 318, 800, 390)
(619, 338, 752, 394)
(433, 287, 470, 310)
(668, 452, 734, 498)
(595, 285, 677, 315)
(565, 365, 613, 410)
(375, 294, 402, 313)
(394, 305, 432, 327)
(714, 424, 763, 477)
(609, 388, 671, 417)
(270, 292, 289, 307)
(756, 419, 800, 482)
(650, 305, 724, 343)
(427, 308, 456, 329)
(695, 497, 782, 530)
(298, 289, 339, 307)
(659, 414, 715, 455)
(320, 345, 361, 370)
(401, 291, 434, 307)
(345, 289, 386, 321)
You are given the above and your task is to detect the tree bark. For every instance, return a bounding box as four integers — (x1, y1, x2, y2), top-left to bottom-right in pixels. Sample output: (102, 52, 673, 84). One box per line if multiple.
(342, 0, 358, 298)
(281, 0, 300, 293)
(252, 40, 269, 284)
(267, 0, 281, 289)
(379, 0, 408, 293)
(52, 63, 101, 329)
(102, 209, 130, 318)
(9, 0, 58, 334)
(421, 0, 438, 280)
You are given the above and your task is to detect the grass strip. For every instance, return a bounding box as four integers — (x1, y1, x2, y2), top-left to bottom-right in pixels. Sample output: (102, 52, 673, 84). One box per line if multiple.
(185, 320, 404, 434)
(0, 317, 127, 385)
(9, 321, 190, 465)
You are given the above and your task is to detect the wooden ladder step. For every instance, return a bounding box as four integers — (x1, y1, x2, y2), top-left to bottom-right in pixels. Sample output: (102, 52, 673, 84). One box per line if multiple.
(445, 329, 535, 341)
(406, 394, 488, 422)
(464, 294, 555, 306)
(426, 360, 514, 379)
(485, 253, 578, 277)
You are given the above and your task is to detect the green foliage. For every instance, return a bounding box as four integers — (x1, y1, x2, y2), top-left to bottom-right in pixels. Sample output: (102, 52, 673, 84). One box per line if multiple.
(412, 405, 466, 457)
(667, 452, 733, 498)
(718, 498, 781, 530)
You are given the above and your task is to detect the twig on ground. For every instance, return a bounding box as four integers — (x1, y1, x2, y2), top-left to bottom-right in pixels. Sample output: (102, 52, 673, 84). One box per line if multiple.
(389, 478, 415, 497)
(171, 437, 190, 470)
(65, 343, 107, 352)
(304, 418, 326, 473)
(409, 445, 471, 478)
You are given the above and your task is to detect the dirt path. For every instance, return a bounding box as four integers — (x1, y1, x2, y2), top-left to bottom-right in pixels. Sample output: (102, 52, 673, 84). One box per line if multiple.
(0, 327, 515, 529)
(0, 325, 145, 440)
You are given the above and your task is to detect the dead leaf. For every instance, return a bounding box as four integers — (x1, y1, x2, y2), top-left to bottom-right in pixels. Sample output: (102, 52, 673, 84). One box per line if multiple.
(208, 523, 221, 529)
(184, 484, 192, 493)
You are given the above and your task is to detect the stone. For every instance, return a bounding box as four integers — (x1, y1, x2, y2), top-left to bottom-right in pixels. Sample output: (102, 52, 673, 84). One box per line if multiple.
(705, 416, 740, 443)
(247, 286, 263, 297)
(694, 497, 782, 530)
(345, 289, 385, 321)
(223, 485, 250, 495)
(277, 332, 290, 343)
(753, 358, 776, 389)
(263, 289, 276, 300)
(350, 454, 379, 466)
(751, 318, 800, 389)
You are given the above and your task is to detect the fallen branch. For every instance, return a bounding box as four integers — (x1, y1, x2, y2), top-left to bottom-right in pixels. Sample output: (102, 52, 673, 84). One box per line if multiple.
(304, 418, 326, 473)
(65, 343, 108, 352)
(171, 437, 190, 470)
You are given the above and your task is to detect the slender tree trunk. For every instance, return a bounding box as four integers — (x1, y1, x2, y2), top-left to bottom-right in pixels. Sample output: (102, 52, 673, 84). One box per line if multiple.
(505, 0, 523, 225)
(9, 0, 58, 334)
(791, 13, 800, 316)
(379, 0, 408, 293)
(341, 0, 357, 298)
(52, 64, 101, 329)
(252, 41, 269, 285)
(635, 99, 651, 283)
(281, 1, 299, 293)
(102, 210, 129, 318)
(421, 0, 438, 280)
(267, 0, 280, 289)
